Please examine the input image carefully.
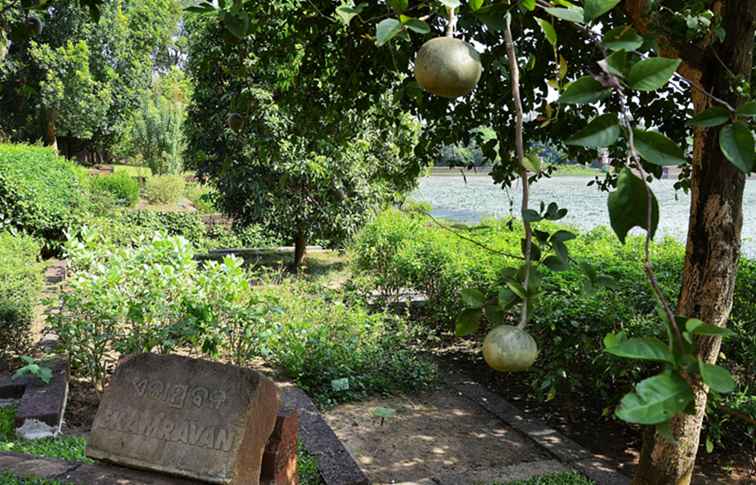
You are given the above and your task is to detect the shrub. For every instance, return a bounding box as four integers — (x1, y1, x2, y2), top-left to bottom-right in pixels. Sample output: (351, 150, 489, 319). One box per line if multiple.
(255, 280, 437, 405)
(91, 172, 140, 207)
(120, 210, 207, 246)
(351, 208, 756, 448)
(184, 182, 217, 213)
(144, 174, 185, 205)
(0, 232, 43, 360)
(50, 232, 269, 392)
(0, 144, 87, 250)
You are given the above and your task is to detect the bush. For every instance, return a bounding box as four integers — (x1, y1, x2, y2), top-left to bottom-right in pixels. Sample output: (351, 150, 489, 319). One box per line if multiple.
(91, 172, 140, 207)
(0, 232, 43, 360)
(0, 144, 87, 250)
(50, 232, 270, 392)
(351, 208, 756, 448)
(144, 174, 185, 205)
(255, 280, 437, 405)
(184, 182, 217, 213)
(120, 210, 207, 246)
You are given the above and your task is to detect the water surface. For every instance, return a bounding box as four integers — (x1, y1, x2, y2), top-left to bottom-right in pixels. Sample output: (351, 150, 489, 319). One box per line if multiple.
(411, 175, 756, 258)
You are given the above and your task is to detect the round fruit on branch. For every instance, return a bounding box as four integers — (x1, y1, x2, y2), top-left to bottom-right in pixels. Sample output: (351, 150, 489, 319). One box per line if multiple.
(482, 325, 539, 372)
(414, 36, 482, 98)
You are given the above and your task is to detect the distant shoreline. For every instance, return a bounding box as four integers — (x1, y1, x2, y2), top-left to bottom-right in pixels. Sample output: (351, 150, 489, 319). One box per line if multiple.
(427, 166, 755, 179)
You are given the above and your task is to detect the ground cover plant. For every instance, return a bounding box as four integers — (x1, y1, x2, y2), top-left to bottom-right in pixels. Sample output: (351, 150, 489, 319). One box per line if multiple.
(0, 232, 44, 360)
(350, 208, 755, 452)
(498, 471, 595, 485)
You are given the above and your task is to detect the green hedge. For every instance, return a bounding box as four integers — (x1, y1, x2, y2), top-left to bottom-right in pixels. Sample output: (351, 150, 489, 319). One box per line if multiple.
(0, 144, 88, 250)
(350, 208, 756, 449)
(0, 232, 44, 359)
(91, 172, 140, 207)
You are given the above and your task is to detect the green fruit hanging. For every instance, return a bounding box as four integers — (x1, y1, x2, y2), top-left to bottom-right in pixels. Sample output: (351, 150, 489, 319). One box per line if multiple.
(482, 325, 539, 372)
(414, 37, 482, 98)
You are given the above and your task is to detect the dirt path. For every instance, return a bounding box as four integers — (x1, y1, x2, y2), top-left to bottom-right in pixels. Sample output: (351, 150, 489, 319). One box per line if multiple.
(324, 389, 556, 484)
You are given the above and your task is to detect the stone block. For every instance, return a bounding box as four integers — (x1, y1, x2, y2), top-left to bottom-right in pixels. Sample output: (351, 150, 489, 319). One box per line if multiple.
(87, 353, 280, 485)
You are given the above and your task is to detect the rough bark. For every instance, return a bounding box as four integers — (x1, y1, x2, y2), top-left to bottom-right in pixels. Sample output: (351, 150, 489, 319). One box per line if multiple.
(46, 110, 58, 153)
(630, 2, 755, 484)
(293, 229, 306, 272)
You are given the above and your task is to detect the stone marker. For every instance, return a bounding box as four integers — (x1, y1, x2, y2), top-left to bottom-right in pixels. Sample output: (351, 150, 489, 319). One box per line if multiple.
(87, 353, 280, 485)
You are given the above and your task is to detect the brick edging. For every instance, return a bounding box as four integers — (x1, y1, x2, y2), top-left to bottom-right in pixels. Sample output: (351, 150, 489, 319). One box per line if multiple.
(446, 373, 631, 485)
(281, 387, 369, 485)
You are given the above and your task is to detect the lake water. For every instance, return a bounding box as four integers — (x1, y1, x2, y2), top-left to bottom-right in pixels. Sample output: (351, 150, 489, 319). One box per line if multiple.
(411, 175, 756, 258)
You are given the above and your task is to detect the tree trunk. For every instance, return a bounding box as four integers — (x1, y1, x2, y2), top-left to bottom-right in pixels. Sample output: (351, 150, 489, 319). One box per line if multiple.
(632, 2, 755, 484)
(292, 229, 306, 272)
(46, 110, 58, 153)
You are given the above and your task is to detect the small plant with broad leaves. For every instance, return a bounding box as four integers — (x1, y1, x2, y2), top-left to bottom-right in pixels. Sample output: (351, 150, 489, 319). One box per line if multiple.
(13, 356, 52, 385)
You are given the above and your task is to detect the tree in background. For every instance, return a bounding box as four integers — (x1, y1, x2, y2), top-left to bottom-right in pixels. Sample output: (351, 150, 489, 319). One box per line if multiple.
(29, 39, 112, 151)
(185, 9, 423, 268)
(117, 67, 190, 174)
(0, 0, 180, 161)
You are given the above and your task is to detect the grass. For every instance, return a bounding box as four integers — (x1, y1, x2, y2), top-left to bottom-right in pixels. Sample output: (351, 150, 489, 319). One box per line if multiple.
(0, 406, 91, 463)
(111, 164, 152, 178)
(546, 164, 604, 177)
(0, 472, 71, 485)
(494, 471, 595, 484)
(298, 442, 323, 485)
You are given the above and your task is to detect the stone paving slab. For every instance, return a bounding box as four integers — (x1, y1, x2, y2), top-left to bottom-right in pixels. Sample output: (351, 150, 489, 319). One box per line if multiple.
(446, 373, 631, 485)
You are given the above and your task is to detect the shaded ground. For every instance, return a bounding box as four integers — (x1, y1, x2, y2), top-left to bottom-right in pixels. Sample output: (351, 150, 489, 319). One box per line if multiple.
(324, 389, 549, 484)
(436, 343, 755, 485)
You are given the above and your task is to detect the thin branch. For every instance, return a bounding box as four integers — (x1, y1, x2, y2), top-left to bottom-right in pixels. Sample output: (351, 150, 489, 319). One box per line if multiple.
(504, 13, 533, 330)
(405, 208, 525, 261)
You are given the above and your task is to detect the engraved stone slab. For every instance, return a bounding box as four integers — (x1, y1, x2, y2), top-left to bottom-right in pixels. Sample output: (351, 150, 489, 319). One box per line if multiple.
(87, 353, 280, 484)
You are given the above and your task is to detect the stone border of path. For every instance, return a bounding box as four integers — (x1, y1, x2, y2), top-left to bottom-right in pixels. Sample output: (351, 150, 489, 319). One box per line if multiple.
(447, 373, 631, 485)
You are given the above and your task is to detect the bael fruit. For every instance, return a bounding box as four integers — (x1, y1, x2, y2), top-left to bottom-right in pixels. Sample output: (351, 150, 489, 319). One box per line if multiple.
(415, 37, 482, 98)
(226, 113, 244, 132)
(482, 325, 539, 372)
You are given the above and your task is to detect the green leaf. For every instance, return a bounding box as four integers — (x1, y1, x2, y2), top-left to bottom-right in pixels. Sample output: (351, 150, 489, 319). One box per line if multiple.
(605, 337, 675, 363)
(401, 17, 431, 34)
(535, 18, 557, 46)
(551, 230, 576, 242)
(628, 57, 681, 92)
(685, 319, 735, 337)
(334, 3, 367, 26)
(523, 153, 542, 173)
(543, 255, 568, 271)
(583, 0, 620, 22)
(375, 18, 402, 46)
(698, 360, 736, 393)
(388, 0, 408, 13)
(719, 122, 754, 173)
(558, 76, 611, 104)
(544, 6, 584, 23)
(520, 0, 536, 11)
(470, 0, 485, 11)
(607, 168, 659, 243)
(603, 330, 627, 349)
(633, 130, 686, 166)
(506, 281, 527, 300)
(566, 113, 621, 148)
(460, 288, 486, 308)
(615, 372, 694, 425)
(456, 308, 482, 336)
(602, 25, 643, 51)
(222, 11, 250, 38)
(688, 106, 731, 128)
(599, 49, 628, 78)
(522, 209, 542, 222)
(736, 100, 756, 118)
